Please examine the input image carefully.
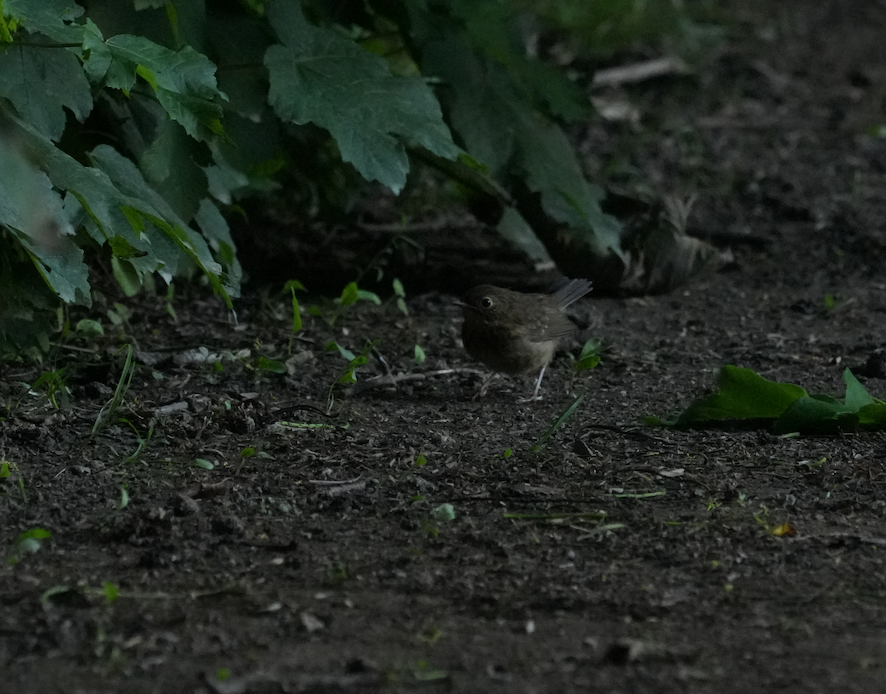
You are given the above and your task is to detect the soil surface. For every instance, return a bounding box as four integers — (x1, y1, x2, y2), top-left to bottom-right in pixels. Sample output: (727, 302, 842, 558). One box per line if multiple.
(4, 1, 886, 692)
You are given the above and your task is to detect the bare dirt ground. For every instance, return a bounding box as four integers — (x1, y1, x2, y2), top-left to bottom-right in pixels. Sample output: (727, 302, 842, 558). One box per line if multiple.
(4, 1, 886, 692)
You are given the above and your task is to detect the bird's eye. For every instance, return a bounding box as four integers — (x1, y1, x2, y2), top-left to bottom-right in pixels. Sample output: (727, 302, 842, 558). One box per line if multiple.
(481, 297, 493, 308)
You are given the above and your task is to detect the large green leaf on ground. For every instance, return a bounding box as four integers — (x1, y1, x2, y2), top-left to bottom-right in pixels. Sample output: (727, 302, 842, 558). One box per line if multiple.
(674, 366, 807, 425)
(264, 0, 458, 194)
(771, 394, 858, 435)
(844, 368, 879, 411)
(650, 365, 886, 435)
(773, 370, 886, 434)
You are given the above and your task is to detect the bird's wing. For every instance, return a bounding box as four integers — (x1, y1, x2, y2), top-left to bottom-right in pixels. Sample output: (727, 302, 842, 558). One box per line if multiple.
(535, 313, 576, 341)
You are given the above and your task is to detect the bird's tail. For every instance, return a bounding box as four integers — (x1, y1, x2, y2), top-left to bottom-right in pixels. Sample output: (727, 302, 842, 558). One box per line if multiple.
(550, 278, 593, 309)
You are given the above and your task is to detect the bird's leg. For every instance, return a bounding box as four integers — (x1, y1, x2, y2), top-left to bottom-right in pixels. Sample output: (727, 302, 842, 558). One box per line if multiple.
(517, 365, 547, 403)
(532, 364, 547, 399)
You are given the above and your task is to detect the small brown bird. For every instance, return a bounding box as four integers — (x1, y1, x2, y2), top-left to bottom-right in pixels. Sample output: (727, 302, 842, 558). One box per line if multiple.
(460, 279, 592, 400)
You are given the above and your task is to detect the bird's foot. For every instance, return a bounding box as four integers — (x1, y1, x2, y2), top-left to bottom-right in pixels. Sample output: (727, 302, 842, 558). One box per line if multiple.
(516, 394, 543, 404)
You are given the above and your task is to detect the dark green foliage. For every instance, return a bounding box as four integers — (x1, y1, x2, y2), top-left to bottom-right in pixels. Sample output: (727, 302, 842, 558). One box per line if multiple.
(522, 0, 719, 60)
(265, 1, 458, 192)
(0, 0, 695, 356)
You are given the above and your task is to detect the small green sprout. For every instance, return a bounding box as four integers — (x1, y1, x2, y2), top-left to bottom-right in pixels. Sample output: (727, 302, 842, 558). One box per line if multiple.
(8, 528, 52, 565)
(533, 394, 585, 451)
(75, 318, 104, 336)
(413, 344, 426, 365)
(432, 503, 455, 522)
(165, 283, 177, 322)
(107, 302, 133, 327)
(310, 281, 382, 326)
(325, 339, 380, 413)
(119, 418, 152, 463)
(102, 582, 120, 604)
(574, 338, 602, 372)
(418, 626, 443, 645)
(393, 278, 409, 316)
(0, 460, 27, 502)
(412, 662, 448, 682)
(30, 367, 71, 409)
(91, 344, 135, 439)
(283, 279, 307, 353)
(256, 356, 286, 373)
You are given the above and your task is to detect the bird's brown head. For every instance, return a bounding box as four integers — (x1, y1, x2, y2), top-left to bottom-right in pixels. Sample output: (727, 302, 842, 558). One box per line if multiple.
(460, 280, 590, 347)
(461, 285, 508, 316)
(459, 285, 540, 334)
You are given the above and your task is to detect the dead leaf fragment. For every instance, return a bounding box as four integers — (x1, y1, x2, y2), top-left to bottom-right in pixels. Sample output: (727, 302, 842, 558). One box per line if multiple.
(301, 611, 325, 633)
(771, 523, 796, 537)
